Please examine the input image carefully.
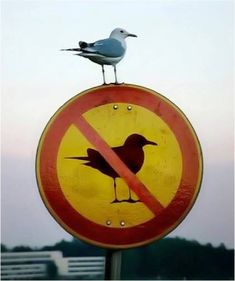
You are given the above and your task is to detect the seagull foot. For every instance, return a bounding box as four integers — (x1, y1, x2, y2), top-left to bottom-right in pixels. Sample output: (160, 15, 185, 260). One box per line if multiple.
(111, 82, 124, 85)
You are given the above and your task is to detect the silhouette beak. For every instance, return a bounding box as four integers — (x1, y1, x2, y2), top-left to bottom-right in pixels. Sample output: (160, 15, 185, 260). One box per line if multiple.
(146, 140, 158, 146)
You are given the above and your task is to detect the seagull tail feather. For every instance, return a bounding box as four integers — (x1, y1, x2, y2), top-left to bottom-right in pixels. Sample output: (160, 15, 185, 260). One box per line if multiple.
(79, 41, 89, 49)
(60, 48, 81, 51)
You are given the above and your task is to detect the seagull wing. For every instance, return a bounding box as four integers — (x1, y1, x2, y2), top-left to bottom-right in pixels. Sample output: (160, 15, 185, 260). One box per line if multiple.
(81, 38, 125, 58)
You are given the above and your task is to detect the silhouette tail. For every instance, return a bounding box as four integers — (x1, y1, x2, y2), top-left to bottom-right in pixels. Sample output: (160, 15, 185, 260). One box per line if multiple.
(65, 156, 88, 160)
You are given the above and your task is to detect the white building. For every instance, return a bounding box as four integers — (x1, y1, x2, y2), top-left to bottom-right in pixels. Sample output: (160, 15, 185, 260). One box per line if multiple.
(1, 251, 105, 280)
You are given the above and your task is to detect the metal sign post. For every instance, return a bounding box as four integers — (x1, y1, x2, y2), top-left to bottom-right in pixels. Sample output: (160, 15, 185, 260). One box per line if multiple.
(105, 249, 122, 280)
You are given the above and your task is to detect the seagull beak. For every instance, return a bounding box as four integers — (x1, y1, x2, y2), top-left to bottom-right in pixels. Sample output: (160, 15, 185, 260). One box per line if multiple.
(127, 33, 137, 38)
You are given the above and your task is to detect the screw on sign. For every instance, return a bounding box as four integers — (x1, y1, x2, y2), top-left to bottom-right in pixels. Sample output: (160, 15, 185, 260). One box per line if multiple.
(36, 84, 203, 249)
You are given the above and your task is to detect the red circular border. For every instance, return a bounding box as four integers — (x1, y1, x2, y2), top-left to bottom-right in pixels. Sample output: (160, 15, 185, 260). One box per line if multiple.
(36, 84, 203, 249)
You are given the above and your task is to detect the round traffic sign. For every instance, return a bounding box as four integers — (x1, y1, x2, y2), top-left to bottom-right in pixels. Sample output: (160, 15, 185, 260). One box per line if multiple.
(36, 84, 203, 249)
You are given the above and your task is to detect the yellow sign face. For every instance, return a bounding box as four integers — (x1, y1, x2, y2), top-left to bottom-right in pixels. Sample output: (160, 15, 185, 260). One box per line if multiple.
(36, 84, 202, 249)
(57, 103, 182, 228)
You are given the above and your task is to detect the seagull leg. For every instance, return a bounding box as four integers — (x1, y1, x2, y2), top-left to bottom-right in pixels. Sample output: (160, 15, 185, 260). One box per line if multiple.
(113, 65, 118, 84)
(102, 65, 107, 85)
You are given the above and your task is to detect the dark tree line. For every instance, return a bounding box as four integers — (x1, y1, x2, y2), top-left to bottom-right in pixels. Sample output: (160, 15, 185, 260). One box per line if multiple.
(121, 238, 234, 280)
(1, 237, 234, 280)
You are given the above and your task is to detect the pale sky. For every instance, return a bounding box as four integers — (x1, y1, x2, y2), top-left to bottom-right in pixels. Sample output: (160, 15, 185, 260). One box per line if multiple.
(1, 0, 234, 249)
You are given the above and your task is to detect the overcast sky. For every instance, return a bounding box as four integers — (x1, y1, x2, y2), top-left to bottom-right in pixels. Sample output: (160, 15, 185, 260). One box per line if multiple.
(1, 0, 234, 249)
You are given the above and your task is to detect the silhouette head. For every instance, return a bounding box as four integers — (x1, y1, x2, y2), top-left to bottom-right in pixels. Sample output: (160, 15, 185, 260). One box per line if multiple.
(124, 134, 157, 147)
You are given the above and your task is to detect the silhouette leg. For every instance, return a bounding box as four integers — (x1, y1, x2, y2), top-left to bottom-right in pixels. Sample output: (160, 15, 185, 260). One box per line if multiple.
(111, 178, 119, 203)
(128, 188, 132, 201)
(127, 187, 140, 203)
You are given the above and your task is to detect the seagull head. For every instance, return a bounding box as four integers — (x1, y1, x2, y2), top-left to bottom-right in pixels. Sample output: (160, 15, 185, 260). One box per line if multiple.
(110, 28, 137, 40)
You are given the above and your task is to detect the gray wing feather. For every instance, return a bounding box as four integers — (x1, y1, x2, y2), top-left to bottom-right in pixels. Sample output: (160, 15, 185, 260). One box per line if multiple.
(82, 39, 125, 57)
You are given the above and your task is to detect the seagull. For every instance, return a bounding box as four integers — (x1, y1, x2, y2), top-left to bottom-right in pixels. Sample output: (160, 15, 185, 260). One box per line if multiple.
(65, 134, 157, 203)
(61, 28, 137, 84)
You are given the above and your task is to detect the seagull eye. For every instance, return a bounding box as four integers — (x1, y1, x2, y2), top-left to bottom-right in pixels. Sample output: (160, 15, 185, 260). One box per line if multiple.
(120, 30, 124, 33)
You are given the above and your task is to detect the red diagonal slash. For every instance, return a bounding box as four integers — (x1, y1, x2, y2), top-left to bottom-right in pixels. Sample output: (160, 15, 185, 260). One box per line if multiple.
(73, 115, 164, 216)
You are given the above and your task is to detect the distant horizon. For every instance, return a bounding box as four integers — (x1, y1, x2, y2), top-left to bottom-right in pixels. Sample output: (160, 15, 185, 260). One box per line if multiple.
(1, 235, 234, 251)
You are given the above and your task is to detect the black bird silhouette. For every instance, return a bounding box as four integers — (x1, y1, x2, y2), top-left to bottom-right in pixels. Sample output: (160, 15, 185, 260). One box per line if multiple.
(65, 134, 157, 203)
